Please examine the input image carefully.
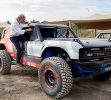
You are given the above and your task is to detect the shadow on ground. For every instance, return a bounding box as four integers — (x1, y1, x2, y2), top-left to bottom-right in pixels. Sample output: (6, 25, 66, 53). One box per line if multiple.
(0, 65, 111, 100)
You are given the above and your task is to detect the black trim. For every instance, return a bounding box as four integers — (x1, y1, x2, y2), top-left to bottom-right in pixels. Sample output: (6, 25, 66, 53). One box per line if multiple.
(76, 59, 111, 70)
(79, 47, 111, 62)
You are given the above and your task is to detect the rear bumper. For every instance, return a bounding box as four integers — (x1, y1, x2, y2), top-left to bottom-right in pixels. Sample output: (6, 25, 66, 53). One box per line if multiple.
(71, 59, 111, 77)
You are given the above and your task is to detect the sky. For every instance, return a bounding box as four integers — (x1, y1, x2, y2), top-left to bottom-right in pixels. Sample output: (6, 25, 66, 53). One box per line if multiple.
(0, 0, 111, 22)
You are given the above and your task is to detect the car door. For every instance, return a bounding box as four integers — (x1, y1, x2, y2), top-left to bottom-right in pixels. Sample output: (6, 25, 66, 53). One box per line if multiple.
(26, 26, 43, 57)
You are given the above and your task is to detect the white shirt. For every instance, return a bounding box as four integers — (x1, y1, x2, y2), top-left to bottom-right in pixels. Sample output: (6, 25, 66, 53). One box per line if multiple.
(10, 19, 25, 37)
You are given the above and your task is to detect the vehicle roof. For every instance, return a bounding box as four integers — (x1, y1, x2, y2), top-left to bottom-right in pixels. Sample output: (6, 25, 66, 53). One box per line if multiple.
(21, 23, 69, 28)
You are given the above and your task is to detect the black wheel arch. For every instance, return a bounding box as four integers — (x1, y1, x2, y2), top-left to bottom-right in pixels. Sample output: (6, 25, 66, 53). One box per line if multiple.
(41, 47, 70, 59)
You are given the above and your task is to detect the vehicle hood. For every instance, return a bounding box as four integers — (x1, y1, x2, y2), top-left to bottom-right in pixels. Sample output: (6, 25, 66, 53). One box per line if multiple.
(78, 38, 111, 47)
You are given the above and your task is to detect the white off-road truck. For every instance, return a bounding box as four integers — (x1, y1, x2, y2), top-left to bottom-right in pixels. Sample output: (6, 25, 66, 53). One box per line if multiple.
(0, 23, 111, 99)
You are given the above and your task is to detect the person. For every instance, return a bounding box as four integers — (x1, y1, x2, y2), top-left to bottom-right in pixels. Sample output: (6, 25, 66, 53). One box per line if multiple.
(10, 14, 32, 65)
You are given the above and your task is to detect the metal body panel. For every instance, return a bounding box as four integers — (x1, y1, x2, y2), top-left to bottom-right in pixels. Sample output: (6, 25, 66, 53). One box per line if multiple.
(27, 41, 42, 57)
(26, 39, 83, 59)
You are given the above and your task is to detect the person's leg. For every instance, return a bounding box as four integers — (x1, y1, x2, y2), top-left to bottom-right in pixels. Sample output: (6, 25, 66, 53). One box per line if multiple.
(17, 35, 27, 52)
(10, 37, 21, 63)
(18, 34, 28, 41)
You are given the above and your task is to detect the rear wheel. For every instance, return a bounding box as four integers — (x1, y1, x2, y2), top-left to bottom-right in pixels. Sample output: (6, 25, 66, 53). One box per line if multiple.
(39, 57, 73, 99)
(0, 50, 11, 75)
(93, 71, 111, 81)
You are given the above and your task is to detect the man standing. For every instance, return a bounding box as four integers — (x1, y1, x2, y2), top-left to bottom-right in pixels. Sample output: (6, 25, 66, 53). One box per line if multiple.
(10, 14, 32, 65)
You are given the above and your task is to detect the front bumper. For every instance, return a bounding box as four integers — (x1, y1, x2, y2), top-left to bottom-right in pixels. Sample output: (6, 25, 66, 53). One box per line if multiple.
(71, 59, 111, 77)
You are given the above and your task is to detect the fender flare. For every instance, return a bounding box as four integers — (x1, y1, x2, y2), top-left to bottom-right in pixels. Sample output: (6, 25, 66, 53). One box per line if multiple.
(41, 47, 70, 59)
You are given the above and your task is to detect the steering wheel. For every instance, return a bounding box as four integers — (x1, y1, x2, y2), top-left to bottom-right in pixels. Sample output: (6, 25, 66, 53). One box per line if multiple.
(57, 32, 66, 38)
(57, 34, 63, 38)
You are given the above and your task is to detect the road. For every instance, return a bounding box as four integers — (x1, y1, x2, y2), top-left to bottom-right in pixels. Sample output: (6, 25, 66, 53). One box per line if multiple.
(0, 66, 111, 100)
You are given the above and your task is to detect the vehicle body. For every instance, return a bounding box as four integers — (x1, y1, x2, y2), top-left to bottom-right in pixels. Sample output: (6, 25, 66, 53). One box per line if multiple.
(1, 23, 111, 98)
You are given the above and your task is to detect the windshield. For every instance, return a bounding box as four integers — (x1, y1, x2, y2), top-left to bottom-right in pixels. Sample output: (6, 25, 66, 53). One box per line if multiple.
(97, 33, 111, 39)
(39, 27, 77, 39)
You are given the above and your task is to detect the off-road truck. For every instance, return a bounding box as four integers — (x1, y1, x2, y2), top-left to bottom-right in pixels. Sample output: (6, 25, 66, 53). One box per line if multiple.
(96, 32, 111, 39)
(0, 23, 111, 99)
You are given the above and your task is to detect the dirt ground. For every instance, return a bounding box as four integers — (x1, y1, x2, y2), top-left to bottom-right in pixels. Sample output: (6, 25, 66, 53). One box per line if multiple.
(0, 66, 111, 100)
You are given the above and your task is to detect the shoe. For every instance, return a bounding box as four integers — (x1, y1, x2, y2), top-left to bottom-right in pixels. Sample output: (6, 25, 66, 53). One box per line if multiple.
(16, 63, 23, 67)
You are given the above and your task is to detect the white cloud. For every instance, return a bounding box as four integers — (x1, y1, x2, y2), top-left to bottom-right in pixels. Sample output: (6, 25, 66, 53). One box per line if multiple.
(0, 0, 110, 22)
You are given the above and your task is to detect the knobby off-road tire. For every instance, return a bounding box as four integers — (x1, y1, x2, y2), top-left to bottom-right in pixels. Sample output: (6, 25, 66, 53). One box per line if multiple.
(0, 50, 11, 75)
(93, 71, 111, 81)
(39, 57, 73, 99)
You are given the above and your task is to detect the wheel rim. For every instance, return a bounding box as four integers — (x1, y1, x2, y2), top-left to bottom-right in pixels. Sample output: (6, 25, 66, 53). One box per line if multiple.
(44, 65, 57, 89)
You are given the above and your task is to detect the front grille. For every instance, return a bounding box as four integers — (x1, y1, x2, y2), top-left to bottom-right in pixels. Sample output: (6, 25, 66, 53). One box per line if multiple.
(79, 47, 111, 62)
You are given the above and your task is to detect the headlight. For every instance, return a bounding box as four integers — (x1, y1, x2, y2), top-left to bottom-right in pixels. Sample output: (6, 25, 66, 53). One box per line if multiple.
(87, 53, 93, 57)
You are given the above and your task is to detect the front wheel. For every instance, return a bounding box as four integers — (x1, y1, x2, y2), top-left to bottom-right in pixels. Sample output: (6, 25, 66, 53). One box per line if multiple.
(93, 71, 111, 81)
(38, 57, 73, 99)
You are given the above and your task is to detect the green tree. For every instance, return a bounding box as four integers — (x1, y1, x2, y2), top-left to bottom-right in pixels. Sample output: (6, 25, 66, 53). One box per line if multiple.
(7, 20, 11, 24)
(41, 21, 48, 24)
(0, 28, 4, 39)
(30, 19, 40, 23)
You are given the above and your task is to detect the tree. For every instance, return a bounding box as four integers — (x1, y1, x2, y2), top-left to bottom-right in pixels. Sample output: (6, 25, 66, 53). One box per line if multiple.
(30, 19, 40, 23)
(41, 21, 48, 24)
(7, 20, 11, 24)
(0, 27, 4, 39)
